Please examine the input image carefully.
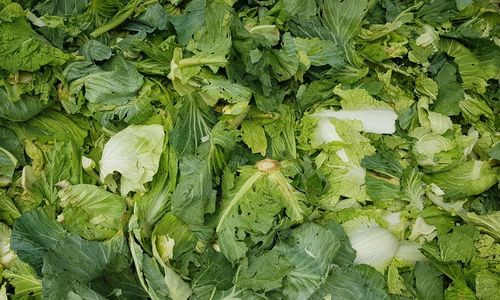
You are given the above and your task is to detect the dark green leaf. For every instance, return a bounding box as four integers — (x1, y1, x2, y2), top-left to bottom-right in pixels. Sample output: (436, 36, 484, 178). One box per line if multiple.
(171, 155, 216, 225)
(415, 262, 444, 300)
(433, 62, 464, 116)
(237, 249, 293, 292)
(0, 7, 68, 72)
(312, 265, 389, 300)
(11, 208, 66, 274)
(170, 94, 216, 157)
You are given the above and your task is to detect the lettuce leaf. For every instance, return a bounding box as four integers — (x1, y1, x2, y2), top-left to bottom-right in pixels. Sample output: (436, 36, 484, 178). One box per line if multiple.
(0, 1, 69, 72)
(58, 184, 126, 240)
(100, 125, 165, 196)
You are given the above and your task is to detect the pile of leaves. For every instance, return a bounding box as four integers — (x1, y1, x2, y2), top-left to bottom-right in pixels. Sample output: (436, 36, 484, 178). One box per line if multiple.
(0, 0, 499, 299)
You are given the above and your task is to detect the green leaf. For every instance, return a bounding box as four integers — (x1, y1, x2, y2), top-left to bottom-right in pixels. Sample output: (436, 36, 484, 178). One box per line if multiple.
(0, 126, 25, 164)
(0, 190, 21, 226)
(11, 208, 66, 274)
(153, 212, 198, 263)
(171, 155, 216, 225)
(237, 249, 293, 292)
(135, 146, 178, 229)
(422, 160, 498, 199)
(199, 77, 252, 107)
(191, 248, 236, 298)
(73, 60, 144, 106)
(362, 151, 403, 203)
(459, 96, 496, 137)
(401, 167, 425, 211)
(415, 262, 444, 300)
(170, 94, 216, 157)
(360, 39, 408, 63)
(277, 222, 341, 300)
(24, 142, 83, 205)
(365, 174, 401, 203)
(216, 162, 308, 262)
(42, 234, 147, 299)
(297, 80, 336, 111)
(240, 120, 267, 156)
(0, 146, 17, 187)
(216, 167, 269, 262)
(417, 0, 459, 24)
(185, 0, 232, 66)
(416, 76, 439, 100)
(170, 121, 238, 236)
(457, 212, 500, 242)
(268, 33, 299, 82)
(475, 269, 500, 300)
(0, 4, 69, 72)
(386, 263, 406, 296)
(359, 9, 414, 41)
(89, 0, 142, 38)
(95, 79, 161, 130)
(81, 40, 112, 61)
(3, 259, 42, 299)
(99, 124, 165, 196)
(317, 0, 368, 69)
(136, 3, 168, 30)
(312, 265, 389, 300)
(58, 184, 126, 241)
(129, 226, 170, 300)
(282, 0, 317, 20)
(151, 232, 192, 300)
(322, 221, 357, 267)
(294, 36, 344, 67)
(488, 142, 500, 160)
(167, 0, 206, 45)
(432, 62, 464, 116)
(204, 121, 240, 173)
(8, 110, 88, 146)
(263, 105, 297, 160)
(34, 0, 89, 16)
(0, 89, 48, 122)
(140, 255, 170, 299)
(441, 39, 498, 94)
(318, 0, 368, 42)
(438, 225, 479, 263)
(444, 283, 478, 300)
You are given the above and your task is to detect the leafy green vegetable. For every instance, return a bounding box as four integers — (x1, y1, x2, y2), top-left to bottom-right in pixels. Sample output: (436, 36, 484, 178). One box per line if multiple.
(216, 159, 309, 262)
(312, 264, 389, 299)
(69, 59, 145, 107)
(0, 0, 498, 298)
(0, 222, 16, 268)
(171, 155, 215, 225)
(0, 147, 17, 186)
(423, 160, 498, 198)
(433, 62, 464, 116)
(2, 259, 42, 299)
(43, 233, 147, 299)
(277, 222, 341, 299)
(343, 216, 400, 272)
(414, 262, 444, 300)
(0, 1, 69, 72)
(100, 124, 165, 196)
(11, 209, 66, 274)
(170, 94, 216, 157)
(58, 184, 126, 240)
